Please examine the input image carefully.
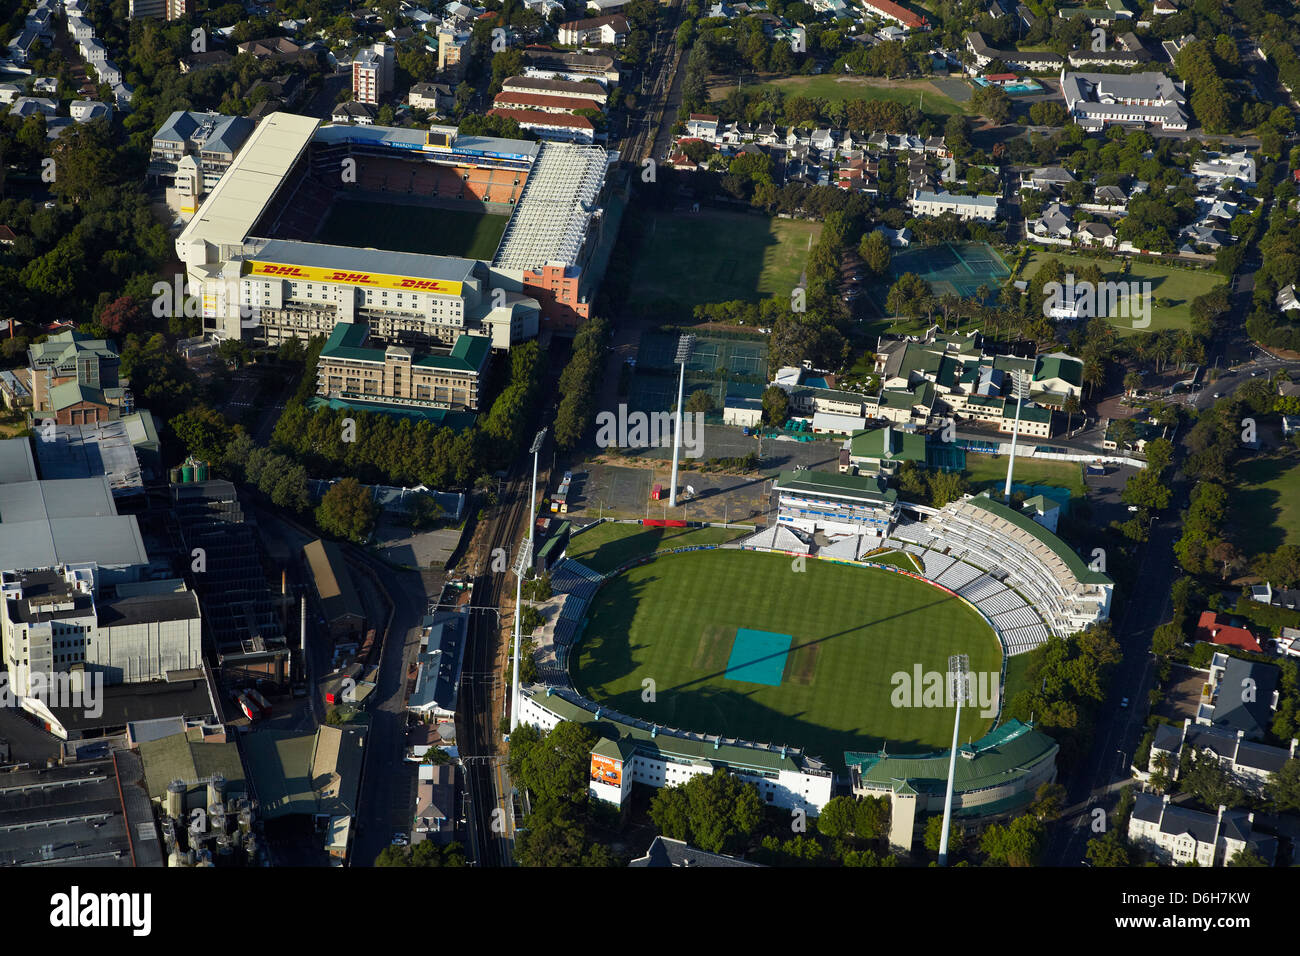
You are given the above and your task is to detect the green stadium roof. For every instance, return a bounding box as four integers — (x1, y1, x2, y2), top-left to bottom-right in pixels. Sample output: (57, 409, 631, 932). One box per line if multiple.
(849, 426, 927, 463)
(843, 719, 1057, 796)
(965, 492, 1112, 585)
(321, 321, 490, 372)
(1034, 353, 1083, 388)
(774, 469, 898, 504)
(526, 690, 822, 775)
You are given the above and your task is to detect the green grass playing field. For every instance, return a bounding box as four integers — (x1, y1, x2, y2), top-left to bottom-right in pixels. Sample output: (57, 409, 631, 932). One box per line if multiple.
(627, 210, 821, 311)
(963, 453, 1086, 499)
(571, 549, 1001, 769)
(1018, 251, 1226, 337)
(566, 523, 749, 575)
(713, 75, 968, 116)
(1233, 449, 1300, 556)
(314, 199, 510, 260)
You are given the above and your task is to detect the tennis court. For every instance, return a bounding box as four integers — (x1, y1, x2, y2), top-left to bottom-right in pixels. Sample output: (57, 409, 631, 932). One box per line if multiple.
(630, 333, 768, 415)
(881, 242, 1010, 303)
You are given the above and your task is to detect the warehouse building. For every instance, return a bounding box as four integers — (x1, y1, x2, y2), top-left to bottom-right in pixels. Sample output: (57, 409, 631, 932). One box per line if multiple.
(302, 539, 366, 641)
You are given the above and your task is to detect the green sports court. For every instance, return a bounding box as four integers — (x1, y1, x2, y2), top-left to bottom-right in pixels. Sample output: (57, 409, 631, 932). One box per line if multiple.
(877, 241, 1010, 306)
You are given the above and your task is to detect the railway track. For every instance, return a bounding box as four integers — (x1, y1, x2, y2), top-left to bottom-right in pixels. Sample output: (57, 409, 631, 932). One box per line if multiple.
(457, 470, 532, 866)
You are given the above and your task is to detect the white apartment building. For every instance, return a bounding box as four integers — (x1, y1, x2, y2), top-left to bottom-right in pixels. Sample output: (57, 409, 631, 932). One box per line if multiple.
(352, 43, 395, 106)
(909, 189, 1000, 221)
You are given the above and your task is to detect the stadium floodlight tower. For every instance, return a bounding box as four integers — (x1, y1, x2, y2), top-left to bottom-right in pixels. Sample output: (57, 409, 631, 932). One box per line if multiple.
(938, 653, 969, 867)
(510, 427, 547, 733)
(1003, 370, 1029, 502)
(669, 334, 696, 508)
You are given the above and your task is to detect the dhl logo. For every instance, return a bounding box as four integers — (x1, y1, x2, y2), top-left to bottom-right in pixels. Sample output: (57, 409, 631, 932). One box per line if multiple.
(399, 278, 448, 291)
(326, 271, 377, 284)
(256, 264, 307, 277)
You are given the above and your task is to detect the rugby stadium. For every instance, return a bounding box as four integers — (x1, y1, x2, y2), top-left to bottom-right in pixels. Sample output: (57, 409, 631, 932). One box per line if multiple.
(175, 111, 618, 349)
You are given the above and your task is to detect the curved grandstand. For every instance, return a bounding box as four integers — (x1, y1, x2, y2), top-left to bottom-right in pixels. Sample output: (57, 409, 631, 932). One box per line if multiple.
(516, 492, 1095, 837)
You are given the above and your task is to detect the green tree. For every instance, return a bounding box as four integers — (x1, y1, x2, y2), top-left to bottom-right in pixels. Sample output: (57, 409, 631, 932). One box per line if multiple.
(315, 477, 378, 544)
(648, 770, 763, 854)
(1265, 758, 1300, 813)
(761, 384, 790, 427)
(685, 388, 716, 414)
(858, 229, 892, 277)
(1085, 830, 1131, 867)
(980, 814, 1045, 866)
(923, 814, 967, 856)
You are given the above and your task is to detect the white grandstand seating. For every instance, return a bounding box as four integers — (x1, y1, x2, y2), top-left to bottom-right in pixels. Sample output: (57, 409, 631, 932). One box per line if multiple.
(1001, 623, 1051, 655)
(931, 498, 1112, 637)
(935, 561, 982, 591)
(818, 535, 862, 561)
(977, 590, 1027, 616)
(993, 606, 1043, 631)
(919, 551, 956, 579)
(958, 574, 1005, 603)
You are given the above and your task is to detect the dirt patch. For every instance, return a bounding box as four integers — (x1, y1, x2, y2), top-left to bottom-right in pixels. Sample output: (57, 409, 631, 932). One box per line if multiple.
(692, 625, 733, 672)
(783, 639, 820, 685)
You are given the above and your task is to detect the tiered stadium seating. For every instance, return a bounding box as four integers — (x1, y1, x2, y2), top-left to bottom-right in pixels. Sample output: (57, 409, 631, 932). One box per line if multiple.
(977, 590, 1027, 616)
(919, 550, 955, 579)
(935, 560, 982, 591)
(958, 574, 1004, 603)
(993, 606, 1042, 631)
(1001, 623, 1052, 655)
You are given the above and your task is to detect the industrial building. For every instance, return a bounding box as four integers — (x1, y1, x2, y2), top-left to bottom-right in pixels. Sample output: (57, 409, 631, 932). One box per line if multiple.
(170, 479, 291, 685)
(302, 538, 366, 641)
(407, 611, 468, 720)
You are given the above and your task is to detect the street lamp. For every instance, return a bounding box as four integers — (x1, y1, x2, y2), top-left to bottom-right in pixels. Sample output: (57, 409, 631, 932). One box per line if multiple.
(669, 334, 695, 508)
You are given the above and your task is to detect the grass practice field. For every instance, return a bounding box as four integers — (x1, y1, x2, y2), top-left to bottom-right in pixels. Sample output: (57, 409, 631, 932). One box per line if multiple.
(964, 453, 1086, 499)
(628, 210, 820, 311)
(566, 523, 749, 574)
(572, 549, 1001, 768)
(1234, 450, 1300, 555)
(315, 199, 510, 260)
(1019, 251, 1226, 336)
(714, 75, 968, 117)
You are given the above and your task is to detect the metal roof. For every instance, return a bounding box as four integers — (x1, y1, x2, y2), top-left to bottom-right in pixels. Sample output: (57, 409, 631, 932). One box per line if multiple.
(246, 237, 479, 283)
(178, 111, 321, 252)
(0, 437, 37, 483)
(493, 142, 611, 271)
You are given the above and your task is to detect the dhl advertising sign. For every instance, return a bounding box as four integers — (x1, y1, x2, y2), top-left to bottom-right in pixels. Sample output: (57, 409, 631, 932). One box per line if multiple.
(246, 261, 463, 296)
(590, 753, 622, 788)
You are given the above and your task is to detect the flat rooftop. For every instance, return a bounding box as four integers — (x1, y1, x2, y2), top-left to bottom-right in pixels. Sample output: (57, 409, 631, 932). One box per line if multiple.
(244, 237, 480, 284)
(31, 420, 143, 494)
(0, 477, 148, 571)
(177, 111, 321, 252)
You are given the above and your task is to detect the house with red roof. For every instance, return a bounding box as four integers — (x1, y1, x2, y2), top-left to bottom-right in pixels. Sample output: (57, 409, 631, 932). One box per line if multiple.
(1195, 611, 1262, 653)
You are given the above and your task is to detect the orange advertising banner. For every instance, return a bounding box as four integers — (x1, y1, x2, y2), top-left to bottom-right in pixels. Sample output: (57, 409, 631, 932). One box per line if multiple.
(590, 753, 622, 787)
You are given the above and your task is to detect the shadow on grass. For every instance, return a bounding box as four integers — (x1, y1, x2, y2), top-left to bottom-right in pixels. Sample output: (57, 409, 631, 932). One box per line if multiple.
(571, 569, 994, 769)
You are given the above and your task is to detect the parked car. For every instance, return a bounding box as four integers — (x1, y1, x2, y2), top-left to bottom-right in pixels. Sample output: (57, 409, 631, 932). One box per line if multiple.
(391, 832, 409, 846)
(1120, 697, 1129, 708)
